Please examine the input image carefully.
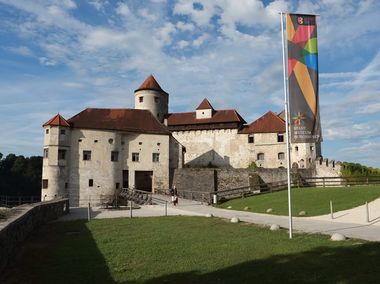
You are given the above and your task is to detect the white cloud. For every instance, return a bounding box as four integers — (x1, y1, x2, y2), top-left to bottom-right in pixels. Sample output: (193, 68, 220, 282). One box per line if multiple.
(39, 57, 57, 66)
(193, 34, 208, 47)
(176, 21, 195, 31)
(173, 1, 217, 27)
(138, 8, 158, 22)
(116, 3, 131, 17)
(177, 40, 189, 49)
(6, 46, 34, 57)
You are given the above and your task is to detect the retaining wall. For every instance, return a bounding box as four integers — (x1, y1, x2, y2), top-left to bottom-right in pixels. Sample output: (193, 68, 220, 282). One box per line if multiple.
(173, 168, 314, 194)
(0, 198, 69, 274)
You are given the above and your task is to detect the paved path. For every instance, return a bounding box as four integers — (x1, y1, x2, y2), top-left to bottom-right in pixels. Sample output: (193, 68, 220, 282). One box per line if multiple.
(59, 195, 380, 242)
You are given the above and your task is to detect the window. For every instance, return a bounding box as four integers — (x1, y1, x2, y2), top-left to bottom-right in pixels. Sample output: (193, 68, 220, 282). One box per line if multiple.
(43, 148, 49, 158)
(116, 183, 120, 189)
(111, 151, 119, 162)
(65, 183, 68, 189)
(248, 135, 254, 144)
(89, 179, 93, 187)
(152, 153, 160, 162)
(257, 153, 264, 161)
(310, 146, 314, 151)
(277, 133, 284, 142)
(154, 96, 160, 103)
(83, 150, 91, 161)
(60, 129, 66, 135)
(132, 152, 139, 162)
(58, 149, 66, 160)
(45, 129, 49, 134)
(42, 179, 48, 189)
(139, 96, 143, 103)
(278, 152, 285, 160)
(295, 146, 299, 152)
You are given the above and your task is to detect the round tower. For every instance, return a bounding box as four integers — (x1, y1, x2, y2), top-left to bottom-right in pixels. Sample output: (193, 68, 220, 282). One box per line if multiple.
(41, 114, 71, 201)
(134, 74, 168, 122)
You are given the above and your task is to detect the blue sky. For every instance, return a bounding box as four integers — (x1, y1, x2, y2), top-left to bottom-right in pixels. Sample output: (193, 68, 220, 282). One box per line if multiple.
(0, 0, 379, 168)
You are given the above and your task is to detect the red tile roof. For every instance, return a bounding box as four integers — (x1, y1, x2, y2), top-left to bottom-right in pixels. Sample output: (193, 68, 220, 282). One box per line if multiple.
(134, 74, 167, 94)
(68, 108, 170, 135)
(196, 98, 214, 110)
(43, 114, 70, 127)
(167, 109, 246, 126)
(239, 111, 285, 134)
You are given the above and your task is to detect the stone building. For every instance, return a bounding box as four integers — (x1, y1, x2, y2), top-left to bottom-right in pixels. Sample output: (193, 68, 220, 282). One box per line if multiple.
(42, 74, 322, 205)
(42, 108, 183, 206)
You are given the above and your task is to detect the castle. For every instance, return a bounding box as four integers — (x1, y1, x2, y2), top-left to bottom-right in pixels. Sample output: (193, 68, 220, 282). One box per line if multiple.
(42, 75, 322, 206)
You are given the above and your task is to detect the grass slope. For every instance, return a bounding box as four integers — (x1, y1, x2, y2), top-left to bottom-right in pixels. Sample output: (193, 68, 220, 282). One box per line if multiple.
(3, 216, 380, 283)
(217, 186, 380, 216)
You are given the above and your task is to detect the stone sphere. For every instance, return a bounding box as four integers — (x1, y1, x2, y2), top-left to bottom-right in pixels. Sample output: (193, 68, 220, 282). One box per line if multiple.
(230, 217, 240, 223)
(299, 211, 306, 216)
(244, 206, 250, 211)
(227, 206, 232, 209)
(266, 208, 273, 213)
(205, 213, 213, 218)
(331, 233, 346, 241)
(270, 224, 280, 231)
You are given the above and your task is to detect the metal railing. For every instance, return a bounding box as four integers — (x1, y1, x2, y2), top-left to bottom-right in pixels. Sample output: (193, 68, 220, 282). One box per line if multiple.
(155, 188, 212, 204)
(301, 176, 380, 187)
(0, 196, 41, 207)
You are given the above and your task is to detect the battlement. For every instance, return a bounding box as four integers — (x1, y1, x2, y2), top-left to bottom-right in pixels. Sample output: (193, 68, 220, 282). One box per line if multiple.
(314, 157, 342, 177)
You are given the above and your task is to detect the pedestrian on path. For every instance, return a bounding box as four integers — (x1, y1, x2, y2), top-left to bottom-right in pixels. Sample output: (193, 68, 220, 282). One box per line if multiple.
(170, 185, 178, 206)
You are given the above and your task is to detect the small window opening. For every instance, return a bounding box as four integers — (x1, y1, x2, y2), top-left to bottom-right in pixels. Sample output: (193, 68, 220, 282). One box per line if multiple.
(42, 179, 48, 189)
(89, 179, 93, 187)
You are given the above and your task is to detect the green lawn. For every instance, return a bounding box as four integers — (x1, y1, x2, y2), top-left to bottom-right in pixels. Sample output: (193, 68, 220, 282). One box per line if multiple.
(217, 186, 380, 216)
(3, 216, 380, 283)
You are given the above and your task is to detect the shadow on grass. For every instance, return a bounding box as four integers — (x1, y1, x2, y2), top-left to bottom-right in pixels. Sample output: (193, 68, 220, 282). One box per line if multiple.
(3, 219, 380, 284)
(139, 242, 380, 284)
(2, 220, 115, 284)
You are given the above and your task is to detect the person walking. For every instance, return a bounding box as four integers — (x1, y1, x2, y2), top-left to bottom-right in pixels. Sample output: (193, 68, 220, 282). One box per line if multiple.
(170, 185, 178, 206)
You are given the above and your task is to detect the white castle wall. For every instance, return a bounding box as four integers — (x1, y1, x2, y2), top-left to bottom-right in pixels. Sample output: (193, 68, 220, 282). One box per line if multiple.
(172, 129, 319, 169)
(42, 126, 174, 206)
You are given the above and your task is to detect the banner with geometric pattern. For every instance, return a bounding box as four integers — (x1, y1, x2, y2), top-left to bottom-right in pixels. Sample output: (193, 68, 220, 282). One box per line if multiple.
(287, 13, 322, 143)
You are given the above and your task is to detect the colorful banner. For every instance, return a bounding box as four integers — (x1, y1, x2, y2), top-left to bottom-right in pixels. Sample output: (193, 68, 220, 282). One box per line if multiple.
(287, 13, 322, 143)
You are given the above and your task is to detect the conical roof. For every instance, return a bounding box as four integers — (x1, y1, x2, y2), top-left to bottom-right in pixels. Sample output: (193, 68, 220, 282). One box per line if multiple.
(196, 98, 214, 110)
(134, 74, 167, 94)
(43, 114, 70, 127)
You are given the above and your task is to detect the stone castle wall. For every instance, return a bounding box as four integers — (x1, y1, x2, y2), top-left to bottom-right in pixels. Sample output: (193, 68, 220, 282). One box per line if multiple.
(0, 199, 69, 274)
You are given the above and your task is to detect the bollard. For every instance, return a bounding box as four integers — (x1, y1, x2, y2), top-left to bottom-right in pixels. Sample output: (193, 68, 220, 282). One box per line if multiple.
(87, 202, 91, 221)
(366, 201, 369, 223)
(330, 200, 334, 219)
(130, 200, 133, 218)
(165, 201, 168, 217)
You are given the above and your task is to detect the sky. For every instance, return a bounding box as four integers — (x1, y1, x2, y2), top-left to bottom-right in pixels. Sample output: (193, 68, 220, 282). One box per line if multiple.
(0, 0, 379, 168)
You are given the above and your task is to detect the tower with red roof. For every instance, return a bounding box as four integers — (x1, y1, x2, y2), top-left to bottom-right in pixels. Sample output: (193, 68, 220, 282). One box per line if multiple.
(134, 74, 169, 123)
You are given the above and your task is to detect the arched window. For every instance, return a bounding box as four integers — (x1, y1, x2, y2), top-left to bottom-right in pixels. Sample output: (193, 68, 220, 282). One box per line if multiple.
(257, 153, 264, 161)
(278, 152, 285, 160)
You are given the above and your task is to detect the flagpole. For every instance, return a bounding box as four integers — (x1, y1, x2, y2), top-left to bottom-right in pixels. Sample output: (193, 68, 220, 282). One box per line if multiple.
(280, 12, 293, 239)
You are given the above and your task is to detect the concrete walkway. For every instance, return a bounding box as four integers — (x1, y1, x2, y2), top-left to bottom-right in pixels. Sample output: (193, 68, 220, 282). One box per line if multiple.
(59, 195, 380, 242)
